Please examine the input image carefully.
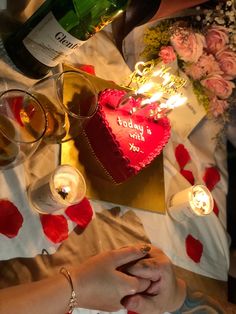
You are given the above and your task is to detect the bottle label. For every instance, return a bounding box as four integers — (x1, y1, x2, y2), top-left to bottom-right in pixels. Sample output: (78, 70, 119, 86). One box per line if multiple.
(23, 12, 86, 67)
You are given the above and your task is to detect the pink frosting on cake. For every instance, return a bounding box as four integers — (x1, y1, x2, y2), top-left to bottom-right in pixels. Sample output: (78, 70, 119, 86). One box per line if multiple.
(83, 89, 171, 183)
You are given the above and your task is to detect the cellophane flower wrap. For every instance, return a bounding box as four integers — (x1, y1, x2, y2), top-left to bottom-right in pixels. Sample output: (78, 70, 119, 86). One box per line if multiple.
(141, 1, 236, 125)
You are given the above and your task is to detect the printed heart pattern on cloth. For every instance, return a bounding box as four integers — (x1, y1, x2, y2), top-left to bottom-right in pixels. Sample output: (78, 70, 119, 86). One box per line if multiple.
(0, 200, 23, 238)
(203, 166, 221, 191)
(174, 144, 221, 263)
(83, 89, 171, 183)
(175, 143, 191, 169)
(185, 234, 203, 263)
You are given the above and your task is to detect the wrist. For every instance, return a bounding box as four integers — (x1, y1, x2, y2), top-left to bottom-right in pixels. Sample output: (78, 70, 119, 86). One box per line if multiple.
(70, 267, 89, 309)
(170, 278, 187, 312)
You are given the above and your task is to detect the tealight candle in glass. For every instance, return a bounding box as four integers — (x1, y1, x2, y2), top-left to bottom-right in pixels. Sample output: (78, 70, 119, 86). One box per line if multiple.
(168, 184, 213, 222)
(28, 164, 86, 214)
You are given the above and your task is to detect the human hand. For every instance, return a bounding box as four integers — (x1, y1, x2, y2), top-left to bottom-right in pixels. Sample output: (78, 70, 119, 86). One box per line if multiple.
(72, 245, 152, 311)
(122, 246, 186, 314)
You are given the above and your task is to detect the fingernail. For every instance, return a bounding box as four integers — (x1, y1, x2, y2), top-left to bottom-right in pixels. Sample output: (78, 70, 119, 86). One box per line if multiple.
(140, 244, 151, 254)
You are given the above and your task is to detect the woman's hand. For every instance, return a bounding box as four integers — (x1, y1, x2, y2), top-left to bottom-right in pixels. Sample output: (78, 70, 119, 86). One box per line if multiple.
(73, 245, 152, 312)
(122, 246, 186, 314)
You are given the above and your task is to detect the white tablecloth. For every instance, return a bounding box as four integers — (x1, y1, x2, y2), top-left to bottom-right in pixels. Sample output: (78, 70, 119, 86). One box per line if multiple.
(0, 21, 230, 285)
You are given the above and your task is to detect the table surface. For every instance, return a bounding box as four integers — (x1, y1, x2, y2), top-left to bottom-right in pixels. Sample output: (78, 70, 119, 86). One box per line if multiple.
(0, 10, 231, 313)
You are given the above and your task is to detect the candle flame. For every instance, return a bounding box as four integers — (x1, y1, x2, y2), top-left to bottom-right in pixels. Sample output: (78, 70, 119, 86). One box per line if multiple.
(149, 92, 163, 102)
(137, 82, 154, 94)
(165, 94, 187, 109)
(140, 92, 163, 107)
(162, 73, 171, 86)
(152, 69, 162, 77)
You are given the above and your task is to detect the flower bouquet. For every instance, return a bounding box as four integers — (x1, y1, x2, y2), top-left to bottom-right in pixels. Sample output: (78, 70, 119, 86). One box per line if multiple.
(140, 1, 236, 124)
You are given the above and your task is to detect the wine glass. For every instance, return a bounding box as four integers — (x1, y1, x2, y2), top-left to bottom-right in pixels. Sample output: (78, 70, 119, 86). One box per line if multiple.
(0, 89, 47, 169)
(29, 70, 98, 143)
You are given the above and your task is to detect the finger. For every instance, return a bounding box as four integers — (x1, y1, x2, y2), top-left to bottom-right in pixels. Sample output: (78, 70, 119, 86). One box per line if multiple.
(123, 293, 157, 314)
(125, 257, 161, 281)
(116, 271, 151, 296)
(145, 280, 161, 295)
(112, 244, 151, 267)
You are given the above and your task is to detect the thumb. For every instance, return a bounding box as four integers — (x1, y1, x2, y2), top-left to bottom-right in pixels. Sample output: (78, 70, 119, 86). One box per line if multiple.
(123, 294, 156, 314)
(112, 244, 151, 267)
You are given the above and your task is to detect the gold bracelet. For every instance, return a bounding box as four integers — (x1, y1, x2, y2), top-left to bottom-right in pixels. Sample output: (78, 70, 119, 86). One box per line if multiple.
(60, 267, 78, 314)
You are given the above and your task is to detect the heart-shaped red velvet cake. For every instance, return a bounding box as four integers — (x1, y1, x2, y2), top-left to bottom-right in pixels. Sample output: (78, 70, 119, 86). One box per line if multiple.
(82, 89, 171, 183)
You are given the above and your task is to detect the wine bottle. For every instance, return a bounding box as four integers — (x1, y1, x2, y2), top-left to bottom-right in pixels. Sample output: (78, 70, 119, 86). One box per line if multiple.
(3, 0, 129, 79)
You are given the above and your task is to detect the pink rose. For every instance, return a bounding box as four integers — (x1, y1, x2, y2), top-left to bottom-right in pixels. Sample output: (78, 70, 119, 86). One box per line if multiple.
(184, 63, 205, 80)
(206, 26, 229, 54)
(184, 53, 222, 80)
(209, 96, 229, 117)
(170, 29, 205, 63)
(201, 74, 235, 99)
(216, 49, 236, 80)
(159, 46, 176, 64)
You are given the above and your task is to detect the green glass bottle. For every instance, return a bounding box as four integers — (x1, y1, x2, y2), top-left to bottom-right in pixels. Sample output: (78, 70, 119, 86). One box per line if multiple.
(4, 0, 129, 79)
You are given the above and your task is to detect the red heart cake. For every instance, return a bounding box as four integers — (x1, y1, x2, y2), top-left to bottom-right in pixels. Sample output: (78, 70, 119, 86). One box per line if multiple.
(81, 89, 171, 184)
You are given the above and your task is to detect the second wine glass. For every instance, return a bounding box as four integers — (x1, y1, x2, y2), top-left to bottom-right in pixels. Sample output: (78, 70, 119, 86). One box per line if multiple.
(29, 70, 98, 143)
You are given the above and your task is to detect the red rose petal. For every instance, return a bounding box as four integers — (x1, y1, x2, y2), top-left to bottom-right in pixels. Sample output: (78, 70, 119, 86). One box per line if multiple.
(40, 214, 69, 243)
(0, 200, 23, 238)
(79, 65, 96, 75)
(180, 169, 195, 185)
(185, 234, 203, 263)
(128, 311, 139, 314)
(213, 199, 219, 217)
(175, 144, 191, 169)
(203, 166, 220, 191)
(65, 197, 93, 228)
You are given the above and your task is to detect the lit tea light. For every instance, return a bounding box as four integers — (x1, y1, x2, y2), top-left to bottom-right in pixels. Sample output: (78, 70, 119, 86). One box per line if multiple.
(28, 164, 86, 214)
(168, 184, 213, 222)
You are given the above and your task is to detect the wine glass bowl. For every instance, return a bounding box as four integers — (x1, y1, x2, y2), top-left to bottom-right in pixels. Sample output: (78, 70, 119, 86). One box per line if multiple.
(30, 70, 98, 143)
(0, 89, 47, 169)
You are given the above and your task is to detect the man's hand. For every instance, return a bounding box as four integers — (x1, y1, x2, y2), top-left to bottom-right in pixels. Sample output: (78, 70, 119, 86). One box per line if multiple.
(122, 246, 187, 314)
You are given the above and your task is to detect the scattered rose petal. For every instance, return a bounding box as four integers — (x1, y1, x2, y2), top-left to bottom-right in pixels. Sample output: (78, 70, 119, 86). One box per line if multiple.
(0, 200, 23, 238)
(128, 311, 139, 314)
(203, 166, 220, 191)
(65, 198, 93, 228)
(213, 199, 219, 216)
(79, 65, 96, 75)
(40, 214, 69, 243)
(180, 169, 195, 185)
(185, 234, 203, 263)
(175, 144, 191, 169)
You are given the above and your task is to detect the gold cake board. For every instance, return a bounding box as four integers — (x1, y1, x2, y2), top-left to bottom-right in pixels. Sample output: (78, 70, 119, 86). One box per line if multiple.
(61, 64, 166, 214)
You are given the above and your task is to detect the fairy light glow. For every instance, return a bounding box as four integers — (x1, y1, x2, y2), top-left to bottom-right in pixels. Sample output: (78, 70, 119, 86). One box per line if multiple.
(128, 60, 188, 117)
